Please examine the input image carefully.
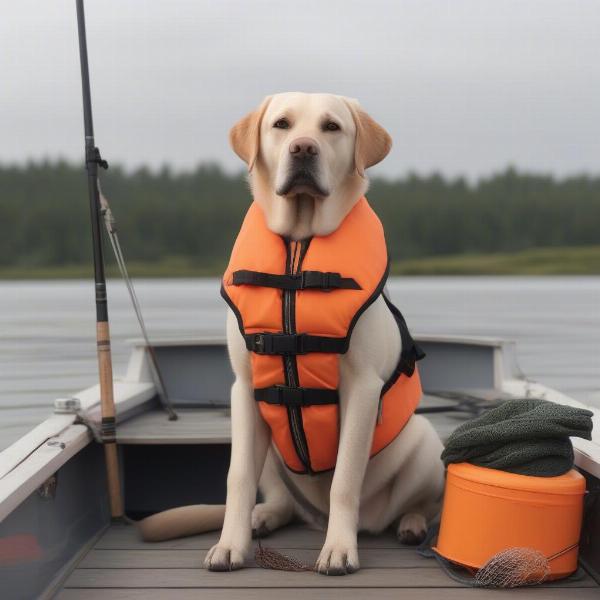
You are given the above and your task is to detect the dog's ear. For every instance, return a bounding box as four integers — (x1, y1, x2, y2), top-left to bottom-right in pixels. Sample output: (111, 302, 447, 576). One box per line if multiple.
(229, 96, 272, 172)
(344, 99, 392, 178)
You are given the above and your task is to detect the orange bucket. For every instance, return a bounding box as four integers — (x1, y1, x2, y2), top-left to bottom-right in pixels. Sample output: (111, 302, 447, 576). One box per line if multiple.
(434, 463, 586, 580)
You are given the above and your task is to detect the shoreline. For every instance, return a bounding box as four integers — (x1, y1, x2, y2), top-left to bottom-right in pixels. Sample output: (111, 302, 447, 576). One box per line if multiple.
(1, 245, 599, 279)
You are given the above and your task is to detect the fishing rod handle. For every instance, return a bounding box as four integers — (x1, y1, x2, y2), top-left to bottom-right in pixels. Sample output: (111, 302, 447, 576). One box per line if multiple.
(97, 321, 124, 518)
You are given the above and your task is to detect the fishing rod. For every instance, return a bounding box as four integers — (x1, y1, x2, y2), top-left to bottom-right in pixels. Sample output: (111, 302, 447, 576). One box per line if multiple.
(75, 0, 123, 519)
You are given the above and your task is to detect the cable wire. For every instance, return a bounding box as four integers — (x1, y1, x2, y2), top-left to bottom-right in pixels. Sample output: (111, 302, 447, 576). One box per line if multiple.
(98, 181, 178, 420)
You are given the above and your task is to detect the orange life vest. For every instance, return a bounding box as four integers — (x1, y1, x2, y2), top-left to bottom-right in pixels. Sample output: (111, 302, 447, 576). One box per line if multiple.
(222, 197, 424, 474)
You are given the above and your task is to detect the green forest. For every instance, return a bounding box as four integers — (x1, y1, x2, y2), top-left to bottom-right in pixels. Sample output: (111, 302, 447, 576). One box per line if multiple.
(1, 161, 599, 277)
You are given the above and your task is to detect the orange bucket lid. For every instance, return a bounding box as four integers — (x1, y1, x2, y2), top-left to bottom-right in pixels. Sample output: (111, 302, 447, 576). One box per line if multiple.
(448, 462, 586, 495)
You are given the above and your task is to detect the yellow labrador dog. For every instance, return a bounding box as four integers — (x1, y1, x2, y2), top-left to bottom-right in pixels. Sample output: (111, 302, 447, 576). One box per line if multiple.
(140, 93, 445, 575)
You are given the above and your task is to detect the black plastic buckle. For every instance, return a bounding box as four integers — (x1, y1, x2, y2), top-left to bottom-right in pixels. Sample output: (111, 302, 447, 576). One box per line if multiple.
(253, 333, 268, 354)
(252, 333, 308, 355)
(300, 271, 338, 291)
(299, 271, 308, 290)
(320, 271, 341, 291)
(399, 355, 416, 377)
(294, 333, 307, 354)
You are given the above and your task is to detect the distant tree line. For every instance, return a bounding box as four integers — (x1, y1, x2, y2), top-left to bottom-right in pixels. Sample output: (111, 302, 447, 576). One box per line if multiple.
(1, 161, 599, 269)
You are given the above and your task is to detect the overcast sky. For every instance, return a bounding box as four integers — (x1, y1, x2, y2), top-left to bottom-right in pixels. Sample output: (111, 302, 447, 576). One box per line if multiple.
(2, 0, 599, 178)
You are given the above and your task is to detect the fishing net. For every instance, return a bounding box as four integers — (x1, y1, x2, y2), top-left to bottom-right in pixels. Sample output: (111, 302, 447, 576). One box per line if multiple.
(421, 537, 582, 589)
(254, 539, 313, 572)
(255, 536, 579, 587)
(475, 541, 582, 588)
(474, 547, 550, 587)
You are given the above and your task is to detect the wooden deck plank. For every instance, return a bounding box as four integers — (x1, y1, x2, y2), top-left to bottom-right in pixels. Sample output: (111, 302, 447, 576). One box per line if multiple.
(116, 408, 231, 444)
(62, 567, 598, 589)
(95, 524, 402, 550)
(56, 589, 600, 600)
(63, 523, 599, 596)
(79, 548, 429, 569)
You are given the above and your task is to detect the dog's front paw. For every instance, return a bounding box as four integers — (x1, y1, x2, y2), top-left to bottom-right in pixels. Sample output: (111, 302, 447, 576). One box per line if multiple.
(204, 544, 246, 571)
(314, 542, 359, 575)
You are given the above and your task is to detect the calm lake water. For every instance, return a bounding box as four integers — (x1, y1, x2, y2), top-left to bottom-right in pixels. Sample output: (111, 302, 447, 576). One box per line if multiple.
(0, 277, 599, 452)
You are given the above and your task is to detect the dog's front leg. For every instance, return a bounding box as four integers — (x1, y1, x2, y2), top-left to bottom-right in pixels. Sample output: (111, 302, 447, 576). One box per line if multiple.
(205, 311, 270, 571)
(314, 374, 381, 575)
(204, 378, 270, 570)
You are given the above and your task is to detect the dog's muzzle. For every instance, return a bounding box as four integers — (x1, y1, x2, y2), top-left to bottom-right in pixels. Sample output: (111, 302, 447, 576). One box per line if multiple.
(276, 137, 329, 197)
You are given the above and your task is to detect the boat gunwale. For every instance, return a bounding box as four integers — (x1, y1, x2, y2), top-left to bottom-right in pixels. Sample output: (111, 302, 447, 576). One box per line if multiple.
(125, 333, 517, 348)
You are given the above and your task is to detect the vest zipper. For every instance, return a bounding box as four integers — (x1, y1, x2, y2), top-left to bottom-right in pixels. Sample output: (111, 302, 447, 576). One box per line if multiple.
(283, 238, 312, 473)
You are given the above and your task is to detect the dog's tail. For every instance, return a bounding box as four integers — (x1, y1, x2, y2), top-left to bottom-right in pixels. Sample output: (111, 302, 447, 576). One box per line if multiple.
(136, 504, 226, 542)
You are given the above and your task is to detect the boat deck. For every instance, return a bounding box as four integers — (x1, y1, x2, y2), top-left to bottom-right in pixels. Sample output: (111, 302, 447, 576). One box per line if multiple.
(54, 392, 599, 598)
(58, 522, 599, 599)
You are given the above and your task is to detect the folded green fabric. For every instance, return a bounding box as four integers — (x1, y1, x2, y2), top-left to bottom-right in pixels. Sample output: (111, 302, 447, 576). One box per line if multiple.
(441, 398, 593, 476)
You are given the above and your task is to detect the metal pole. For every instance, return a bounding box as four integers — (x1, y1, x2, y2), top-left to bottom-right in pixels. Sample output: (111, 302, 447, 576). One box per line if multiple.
(75, 0, 124, 519)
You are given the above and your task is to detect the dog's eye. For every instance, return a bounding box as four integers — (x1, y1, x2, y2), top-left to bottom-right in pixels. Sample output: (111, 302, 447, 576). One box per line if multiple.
(323, 121, 340, 132)
(273, 118, 290, 129)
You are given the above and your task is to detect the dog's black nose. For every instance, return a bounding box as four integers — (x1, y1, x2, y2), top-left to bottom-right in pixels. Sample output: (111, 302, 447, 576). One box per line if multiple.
(289, 137, 319, 158)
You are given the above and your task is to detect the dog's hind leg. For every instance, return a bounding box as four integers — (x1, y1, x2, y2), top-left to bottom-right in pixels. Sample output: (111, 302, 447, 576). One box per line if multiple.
(390, 417, 445, 545)
(252, 448, 295, 538)
(396, 493, 442, 545)
(397, 511, 428, 545)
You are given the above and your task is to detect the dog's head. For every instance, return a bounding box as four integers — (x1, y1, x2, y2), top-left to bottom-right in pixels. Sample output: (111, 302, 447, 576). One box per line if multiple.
(230, 92, 391, 239)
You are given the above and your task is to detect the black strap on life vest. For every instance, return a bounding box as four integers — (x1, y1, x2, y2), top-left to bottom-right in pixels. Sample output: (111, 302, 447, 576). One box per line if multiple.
(244, 332, 346, 355)
(379, 291, 426, 396)
(232, 269, 361, 291)
(255, 385, 339, 406)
